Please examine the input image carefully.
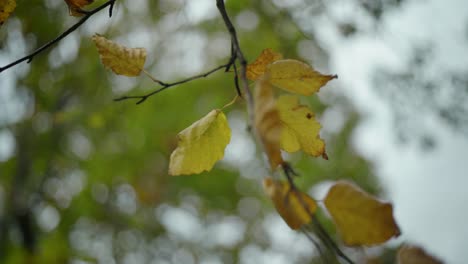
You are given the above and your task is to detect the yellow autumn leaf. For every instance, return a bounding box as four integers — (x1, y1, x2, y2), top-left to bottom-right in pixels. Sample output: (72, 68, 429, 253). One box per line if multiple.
(254, 75, 283, 170)
(324, 181, 400, 246)
(263, 177, 317, 230)
(267, 59, 337, 96)
(169, 109, 231, 176)
(92, 34, 147, 77)
(277, 95, 326, 158)
(64, 0, 94, 17)
(398, 245, 443, 264)
(0, 0, 16, 25)
(247, 48, 283, 80)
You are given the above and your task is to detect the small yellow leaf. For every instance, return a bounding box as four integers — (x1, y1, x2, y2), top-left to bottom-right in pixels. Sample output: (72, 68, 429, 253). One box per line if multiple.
(398, 245, 443, 264)
(64, 0, 94, 16)
(0, 0, 16, 25)
(92, 34, 147, 77)
(169, 109, 231, 176)
(267, 59, 337, 96)
(247, 48, 283, 80)
(254, 75, 283, 170)
(277, 95, 326, 157)
(263, 177, 317, 229)
(324, 181, 400, 246)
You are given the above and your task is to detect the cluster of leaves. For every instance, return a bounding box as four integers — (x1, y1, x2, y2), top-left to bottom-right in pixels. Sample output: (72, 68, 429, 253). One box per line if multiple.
(246, 49, 400, 247)
(90, 30, 400, 256)
(2, 0, 435, 262)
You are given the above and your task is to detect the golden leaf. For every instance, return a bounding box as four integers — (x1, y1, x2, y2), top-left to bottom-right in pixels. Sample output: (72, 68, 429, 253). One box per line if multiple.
(247, 48, 283, 80)
(267, 59, 337, 96)
(263, 177, 317, 229)
(64, 0, 94, 17)
(92, 34, 147, 77)
(277, 95, 326, 157)
(169, 109, 231, 176)
(0, 0, 16, 25)
(254, 75, 283, 170)
(324, 181, 401, 246)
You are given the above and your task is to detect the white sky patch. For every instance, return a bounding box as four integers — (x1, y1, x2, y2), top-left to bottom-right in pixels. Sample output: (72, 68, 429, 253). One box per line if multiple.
(0, 129, 15, 162)
(157, 206, 203, 242)
(263, 214, 316, 260)
(223, 111, 256, 166)
(184, 0, 218, 24)
(204, 216, 246, 248)
(236, 10, 260, 32)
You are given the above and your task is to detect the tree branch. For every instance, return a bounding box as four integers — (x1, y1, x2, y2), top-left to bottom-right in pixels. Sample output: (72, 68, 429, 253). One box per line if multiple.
(281, 164, 355, 264)
(113, 62, 231, 104)
(0, 0, 116, 74)
(216, 0, 254, 126)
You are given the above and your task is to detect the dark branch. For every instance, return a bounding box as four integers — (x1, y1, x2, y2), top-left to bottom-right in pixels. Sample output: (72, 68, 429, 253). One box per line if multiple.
(216, 0, 254, 125)
(114, 63, 230, 104)
(281, 163, 355, 264)
(0, 0, 116, 73)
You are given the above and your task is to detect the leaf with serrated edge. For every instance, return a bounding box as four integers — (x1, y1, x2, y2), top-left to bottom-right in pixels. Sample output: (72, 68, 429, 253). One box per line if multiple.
(0, 0, 16, 25)
(254, 75, 283, 170)
(267, 59, 336, 96)
(263, 177, 317, 229)
(169, 109, 231, 176)
(247, 48, 283, 80)
(324, 181, 400, 246)
(92, 34, 147, 77)
(278, 95, 326, 157)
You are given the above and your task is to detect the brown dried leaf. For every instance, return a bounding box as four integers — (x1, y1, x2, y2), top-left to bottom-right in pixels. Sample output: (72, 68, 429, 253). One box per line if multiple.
(254, 75, 283, 170)
(247, 48, 283, 80)
(263, 177, 317, 229)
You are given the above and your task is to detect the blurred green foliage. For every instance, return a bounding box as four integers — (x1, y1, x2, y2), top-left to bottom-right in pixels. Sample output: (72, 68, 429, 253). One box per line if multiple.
(0, 1, 382, 263)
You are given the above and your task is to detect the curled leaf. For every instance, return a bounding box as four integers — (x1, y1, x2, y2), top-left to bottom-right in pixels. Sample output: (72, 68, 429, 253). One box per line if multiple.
(0, 0, 16, 25)
(92, 34, 147, 77)
(324, 181, 401, 246)
(267, 59, 337, 96)
(254, 75, 283, 170)
(247, 48, 283, 80)
(169, 109, 231, 176)
(64, 0, 94, 16)
(277, 95, 326, 158)
(263, 177, 317, 229)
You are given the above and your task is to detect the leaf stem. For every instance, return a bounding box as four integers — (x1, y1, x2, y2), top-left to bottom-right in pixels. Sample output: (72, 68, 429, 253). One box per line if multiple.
(114, 63, 230, 104)
(221, 95, 239, 110)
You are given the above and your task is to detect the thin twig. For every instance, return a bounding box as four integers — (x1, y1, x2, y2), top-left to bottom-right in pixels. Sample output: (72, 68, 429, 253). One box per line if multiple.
(281, 163, 355, 264)
(0, 0, 116, 73)
(300, 227, 328, 263)
(114, 63, 230, 104)
(221, 95, 239, 110)
(312, 217, 355, 264)
(216, 0, 254, 126)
